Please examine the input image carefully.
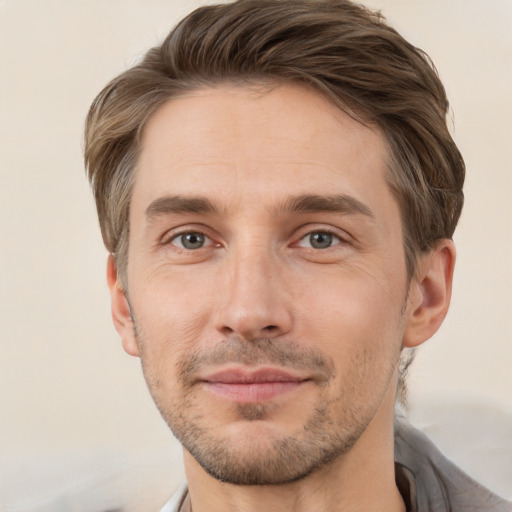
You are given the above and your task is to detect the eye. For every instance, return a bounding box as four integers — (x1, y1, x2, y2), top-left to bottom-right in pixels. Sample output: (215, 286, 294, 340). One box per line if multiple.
(298, 231, 341, 249)
(171, 232, 212, 250)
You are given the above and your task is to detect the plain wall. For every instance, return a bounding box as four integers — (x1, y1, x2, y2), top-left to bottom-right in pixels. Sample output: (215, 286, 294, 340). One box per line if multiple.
(1, 0, 511, 510)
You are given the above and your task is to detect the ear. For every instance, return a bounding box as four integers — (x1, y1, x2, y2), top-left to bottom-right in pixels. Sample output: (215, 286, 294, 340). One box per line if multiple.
(403, 239, 456, 348)
(106, 255, 140, 357)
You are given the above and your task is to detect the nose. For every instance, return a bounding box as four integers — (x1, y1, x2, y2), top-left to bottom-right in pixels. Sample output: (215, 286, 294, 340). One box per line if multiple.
(213, 246, 293, 341)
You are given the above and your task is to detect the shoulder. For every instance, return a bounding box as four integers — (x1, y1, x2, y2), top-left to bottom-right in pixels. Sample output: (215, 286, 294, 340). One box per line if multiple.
(395, 419, 512, 512)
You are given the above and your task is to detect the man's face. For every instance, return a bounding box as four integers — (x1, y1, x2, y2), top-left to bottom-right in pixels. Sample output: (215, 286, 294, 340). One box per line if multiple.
(120, 83, 413, 484)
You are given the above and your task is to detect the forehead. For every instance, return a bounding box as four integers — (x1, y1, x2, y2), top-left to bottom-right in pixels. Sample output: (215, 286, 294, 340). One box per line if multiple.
(134, 83, 393, 217)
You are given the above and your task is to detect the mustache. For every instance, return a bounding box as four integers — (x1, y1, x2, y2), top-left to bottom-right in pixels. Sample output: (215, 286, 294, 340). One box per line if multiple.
(178, 337, 335, 384)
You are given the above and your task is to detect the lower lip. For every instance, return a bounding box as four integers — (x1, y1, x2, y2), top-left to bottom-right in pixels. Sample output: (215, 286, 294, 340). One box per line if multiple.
(204, 381, 305, 403)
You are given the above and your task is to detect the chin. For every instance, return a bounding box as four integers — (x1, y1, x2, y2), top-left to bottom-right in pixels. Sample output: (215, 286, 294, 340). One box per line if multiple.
(167, 398, 371, 486)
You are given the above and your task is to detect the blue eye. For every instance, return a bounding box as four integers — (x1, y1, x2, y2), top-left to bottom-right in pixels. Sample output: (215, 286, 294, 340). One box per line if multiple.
(299, 231, 341, 249)
(172, 232, 209, 249)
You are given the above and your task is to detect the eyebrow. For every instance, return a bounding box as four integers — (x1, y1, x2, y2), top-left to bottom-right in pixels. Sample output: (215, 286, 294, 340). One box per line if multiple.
(145, 193, 374, 220)
(145, 195, 222, 219)
(277, 193, 375, 219)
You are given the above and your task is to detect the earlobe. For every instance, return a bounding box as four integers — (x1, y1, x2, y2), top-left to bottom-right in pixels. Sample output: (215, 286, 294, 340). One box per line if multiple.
(106, 255, 140, 357)
(403, 240, 456, 348)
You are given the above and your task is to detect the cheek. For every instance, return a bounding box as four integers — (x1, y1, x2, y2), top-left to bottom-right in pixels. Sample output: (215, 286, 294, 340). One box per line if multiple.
(300, 269, 405, 369)
(305, 265, 404, 325)
(309, 291, 403, 418)
(128, 282, 216, 396)
(130, 265, 215, 331)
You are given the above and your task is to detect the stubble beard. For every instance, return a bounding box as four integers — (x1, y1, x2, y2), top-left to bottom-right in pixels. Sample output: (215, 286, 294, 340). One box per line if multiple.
(173, 398, 368, 485)
(136, 334, 388, 486)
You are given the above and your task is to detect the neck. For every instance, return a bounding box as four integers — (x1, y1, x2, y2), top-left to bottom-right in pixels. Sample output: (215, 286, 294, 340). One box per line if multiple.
(183, 382, 405, 512)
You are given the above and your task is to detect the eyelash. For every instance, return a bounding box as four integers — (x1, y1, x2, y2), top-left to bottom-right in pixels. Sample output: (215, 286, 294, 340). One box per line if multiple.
(163, 227, 346, 252)
(296, 229, 344, 249)
(166, 230, 216, 250)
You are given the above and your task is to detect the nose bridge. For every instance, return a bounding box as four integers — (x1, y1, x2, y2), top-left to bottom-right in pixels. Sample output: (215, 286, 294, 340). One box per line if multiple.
(233, 242, 273, 303)
(214, 237, 292, 339)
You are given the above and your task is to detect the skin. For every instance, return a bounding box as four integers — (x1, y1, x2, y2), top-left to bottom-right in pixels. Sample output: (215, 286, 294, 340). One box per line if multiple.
(108, 83, 455, 512)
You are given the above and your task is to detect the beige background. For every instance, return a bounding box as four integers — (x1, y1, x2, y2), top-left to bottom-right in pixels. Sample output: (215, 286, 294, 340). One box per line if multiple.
(1, 0, 511, 510)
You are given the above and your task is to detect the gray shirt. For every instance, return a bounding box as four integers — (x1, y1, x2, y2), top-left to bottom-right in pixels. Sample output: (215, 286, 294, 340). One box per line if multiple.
(159, 421, 511, 512)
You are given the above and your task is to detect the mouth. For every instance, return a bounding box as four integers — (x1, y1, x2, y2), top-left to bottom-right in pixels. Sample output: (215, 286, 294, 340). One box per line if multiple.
(199, 367, 310, 403)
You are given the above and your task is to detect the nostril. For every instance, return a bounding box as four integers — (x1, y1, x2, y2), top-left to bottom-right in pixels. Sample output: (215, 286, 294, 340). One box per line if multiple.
(263, 325, 278, 331)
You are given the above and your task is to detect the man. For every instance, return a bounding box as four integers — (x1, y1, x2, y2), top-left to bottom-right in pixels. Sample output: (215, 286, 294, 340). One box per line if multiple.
(84, 1, 511, 511)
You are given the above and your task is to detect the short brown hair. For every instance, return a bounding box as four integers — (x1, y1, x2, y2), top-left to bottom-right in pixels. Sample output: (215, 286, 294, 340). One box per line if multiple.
(84, 0, 464, 287)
